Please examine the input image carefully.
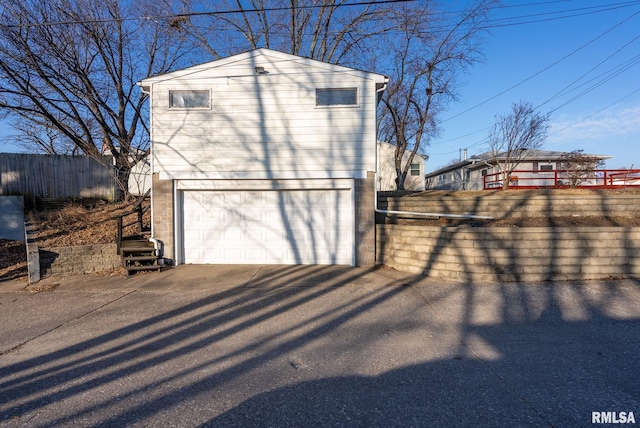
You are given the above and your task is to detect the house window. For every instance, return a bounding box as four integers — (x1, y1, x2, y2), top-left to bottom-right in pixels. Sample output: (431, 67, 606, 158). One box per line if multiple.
(316, 88, 358, 106)
(169, 90, 210, 108)
(540, 164, 553, 171)
(410, 163, 421, 176)
(481, 169, 488, 176)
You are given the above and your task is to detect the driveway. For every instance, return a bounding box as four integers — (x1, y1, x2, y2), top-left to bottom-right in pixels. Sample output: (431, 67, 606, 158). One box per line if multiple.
(1, 265, 639, 427)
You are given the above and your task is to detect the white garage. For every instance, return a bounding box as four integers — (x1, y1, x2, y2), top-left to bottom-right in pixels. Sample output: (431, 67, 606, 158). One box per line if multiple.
(179, 187, 354, 265)
(140, 49, 387, 267)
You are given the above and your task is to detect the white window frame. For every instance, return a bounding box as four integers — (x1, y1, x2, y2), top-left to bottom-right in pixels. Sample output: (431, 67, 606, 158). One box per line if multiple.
(169, 90, 211, 109)
(410, 163, 421, 176)
(316, 87, 359, 107)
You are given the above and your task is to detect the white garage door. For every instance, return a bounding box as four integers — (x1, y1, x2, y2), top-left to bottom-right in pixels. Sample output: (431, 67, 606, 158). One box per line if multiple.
(181, 189, 353, 265)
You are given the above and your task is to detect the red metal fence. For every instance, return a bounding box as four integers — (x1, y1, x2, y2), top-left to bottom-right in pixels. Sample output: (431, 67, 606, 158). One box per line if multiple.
(483, 169, 640, 190)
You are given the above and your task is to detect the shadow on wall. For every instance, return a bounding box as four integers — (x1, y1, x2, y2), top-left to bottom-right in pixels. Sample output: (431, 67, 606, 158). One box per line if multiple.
(38, 250, 59, 277)
(377, 190, 640, 282)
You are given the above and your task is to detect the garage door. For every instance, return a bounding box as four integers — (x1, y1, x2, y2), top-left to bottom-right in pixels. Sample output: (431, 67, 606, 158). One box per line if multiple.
(181, 189, 353, 265)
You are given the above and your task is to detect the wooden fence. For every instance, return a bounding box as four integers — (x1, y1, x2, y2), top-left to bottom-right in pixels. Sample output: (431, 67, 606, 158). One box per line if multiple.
(0, 153, 116, 200)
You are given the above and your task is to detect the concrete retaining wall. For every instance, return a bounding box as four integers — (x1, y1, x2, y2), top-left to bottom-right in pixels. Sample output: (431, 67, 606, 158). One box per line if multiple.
(377, 224, 640, 282)
(39, 244, 122, 277)
(379, 190, 640, 219)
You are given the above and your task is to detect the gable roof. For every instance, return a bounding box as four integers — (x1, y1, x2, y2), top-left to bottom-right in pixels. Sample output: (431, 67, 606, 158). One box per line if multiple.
(138, 48, 389, 88)
(426, 149, 612, 177)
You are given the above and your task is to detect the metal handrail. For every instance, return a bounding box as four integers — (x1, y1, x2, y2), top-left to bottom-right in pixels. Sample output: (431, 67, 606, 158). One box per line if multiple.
(482, 169, 640, 190)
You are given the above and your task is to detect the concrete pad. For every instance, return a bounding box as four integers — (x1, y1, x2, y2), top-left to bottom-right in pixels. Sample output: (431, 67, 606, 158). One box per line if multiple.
(0, 278, 28, 293)
(28, 264, 421, 293)
(28, 265, 264, 292)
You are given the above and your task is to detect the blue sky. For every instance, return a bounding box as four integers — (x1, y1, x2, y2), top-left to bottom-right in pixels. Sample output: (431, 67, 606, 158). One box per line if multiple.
(428, 0, 640, 171)
(1, 0, 639, 172)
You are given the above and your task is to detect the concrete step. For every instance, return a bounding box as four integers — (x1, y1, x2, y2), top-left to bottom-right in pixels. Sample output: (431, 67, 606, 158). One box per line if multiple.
(123, 255, 158, 262)
(122, 247, 156, 254)
(121, 239, 154, 248)
(125, 265, 163, 274)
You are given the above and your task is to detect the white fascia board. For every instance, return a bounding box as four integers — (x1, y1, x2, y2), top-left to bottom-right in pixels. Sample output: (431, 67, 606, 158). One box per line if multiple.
(175, 178, 355, 191)
(159, 170, 370, 181)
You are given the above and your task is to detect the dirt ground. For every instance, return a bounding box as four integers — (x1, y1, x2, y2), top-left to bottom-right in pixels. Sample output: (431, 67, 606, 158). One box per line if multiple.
(2, 188, 640, 281)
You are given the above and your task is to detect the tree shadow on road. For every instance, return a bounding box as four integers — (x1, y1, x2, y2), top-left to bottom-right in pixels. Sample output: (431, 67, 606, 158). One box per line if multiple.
(0, 268, 639, 427)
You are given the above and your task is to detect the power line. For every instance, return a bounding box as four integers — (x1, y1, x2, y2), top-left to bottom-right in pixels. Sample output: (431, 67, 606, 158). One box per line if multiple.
(183, 0, 640, 38)
(538, 33, 640, 108)
(547, 87, 640, 138)
(483, 1, 640, 28)
(545, 53, 640, 113)
(0, 0, 418, 29)
(438, 7, 640, 126)
(4, 0, 640, 33)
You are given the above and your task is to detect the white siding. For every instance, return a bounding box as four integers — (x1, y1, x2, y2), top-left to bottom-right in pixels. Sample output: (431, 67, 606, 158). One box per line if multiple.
(377, 143, 426, 191)
(147, 51, 381, 181)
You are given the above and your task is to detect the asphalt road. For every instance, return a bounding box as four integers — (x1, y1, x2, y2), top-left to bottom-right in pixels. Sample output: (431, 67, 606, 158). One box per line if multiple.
(1, 265, 639, 427)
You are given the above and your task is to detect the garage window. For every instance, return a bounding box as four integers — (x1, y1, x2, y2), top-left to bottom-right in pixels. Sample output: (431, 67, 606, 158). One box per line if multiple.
(316, 88, 358, 106)
(169, 90, 210, 108)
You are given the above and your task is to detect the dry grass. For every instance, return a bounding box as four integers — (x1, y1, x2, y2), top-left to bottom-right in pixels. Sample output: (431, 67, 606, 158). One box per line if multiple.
(0, 240, 27, 281)
(29, 201, 148, 247)
(0, 199, 149, 282)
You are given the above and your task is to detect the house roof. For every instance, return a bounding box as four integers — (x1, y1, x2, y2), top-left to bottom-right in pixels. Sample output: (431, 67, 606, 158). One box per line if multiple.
(138, 48, 389, 88)
(425, 149, 612, 178)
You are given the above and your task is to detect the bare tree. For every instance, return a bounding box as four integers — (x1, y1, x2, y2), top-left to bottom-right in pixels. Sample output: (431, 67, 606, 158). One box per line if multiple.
(175, 0, 395, 64)
(487, 101, 550, 190)
(377, 1, 493, 190)
(559, 149, 605, 187)
(0, 0, 188, 199)
(0, 0, 494, 196)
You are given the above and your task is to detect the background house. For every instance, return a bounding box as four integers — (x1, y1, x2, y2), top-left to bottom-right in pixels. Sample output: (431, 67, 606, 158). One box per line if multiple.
(426, 150, 612, 190)
(139, 48, 387, 267)
(128, 156, 151, 196)
(377, 142, 426, 191)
